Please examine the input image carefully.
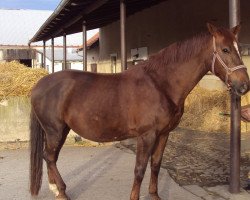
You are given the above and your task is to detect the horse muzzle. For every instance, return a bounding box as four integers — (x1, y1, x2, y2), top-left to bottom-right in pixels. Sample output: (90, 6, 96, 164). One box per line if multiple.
(231, 81, 249, 96)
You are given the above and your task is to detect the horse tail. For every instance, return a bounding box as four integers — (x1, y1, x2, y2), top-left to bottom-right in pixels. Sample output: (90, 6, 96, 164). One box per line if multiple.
(29, 108, 44, 196)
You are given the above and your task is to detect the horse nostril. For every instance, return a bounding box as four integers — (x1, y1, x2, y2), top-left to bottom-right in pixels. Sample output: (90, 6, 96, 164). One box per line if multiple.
(239, 82, 249, 94)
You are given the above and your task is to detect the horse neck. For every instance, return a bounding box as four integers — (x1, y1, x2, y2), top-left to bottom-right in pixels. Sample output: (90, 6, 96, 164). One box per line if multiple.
(145, 42, 212, 106)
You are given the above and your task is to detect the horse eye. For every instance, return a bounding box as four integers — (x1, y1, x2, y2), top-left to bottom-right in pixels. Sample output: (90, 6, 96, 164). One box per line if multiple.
(222, 48, 230, 53)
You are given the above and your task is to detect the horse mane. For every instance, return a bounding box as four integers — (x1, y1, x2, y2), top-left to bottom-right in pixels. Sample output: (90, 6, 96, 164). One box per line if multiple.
(141, 32, 211, 71)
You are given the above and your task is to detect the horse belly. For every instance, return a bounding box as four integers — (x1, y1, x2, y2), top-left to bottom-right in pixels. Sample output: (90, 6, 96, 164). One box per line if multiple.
(73, 127, 133, 143)
(67, 115, 134, 143)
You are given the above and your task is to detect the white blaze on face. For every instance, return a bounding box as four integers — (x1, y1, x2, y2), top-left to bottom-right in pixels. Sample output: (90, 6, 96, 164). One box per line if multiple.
(233, 41, 241, 57)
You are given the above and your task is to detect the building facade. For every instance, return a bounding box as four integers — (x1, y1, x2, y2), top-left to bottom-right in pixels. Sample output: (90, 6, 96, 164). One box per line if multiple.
(96, 0, 250, 75)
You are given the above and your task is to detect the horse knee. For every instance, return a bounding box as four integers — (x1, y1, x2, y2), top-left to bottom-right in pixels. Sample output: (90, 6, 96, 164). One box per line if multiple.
(134, 166, 145, 182)
(43, 150, 56, 163)
(151, 162, 160, 173)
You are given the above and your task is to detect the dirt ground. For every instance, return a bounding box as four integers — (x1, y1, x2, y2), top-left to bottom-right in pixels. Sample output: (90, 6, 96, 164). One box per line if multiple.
(121, 128, 250, 188)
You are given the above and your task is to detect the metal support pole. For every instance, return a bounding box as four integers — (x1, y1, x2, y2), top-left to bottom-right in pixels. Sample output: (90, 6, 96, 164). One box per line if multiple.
(43, 40, 46, 69)
(63, 33, 67, 70)
(120, 0, 127, 71)
(82, 20, 87, 71)
(51, 38, 55, 73)
(230, 93, 241, 193)
(229, 0, 241, 194)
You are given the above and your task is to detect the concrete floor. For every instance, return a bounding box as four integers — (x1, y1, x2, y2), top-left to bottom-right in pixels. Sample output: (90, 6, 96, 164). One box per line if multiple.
(0, 146, 249, 200)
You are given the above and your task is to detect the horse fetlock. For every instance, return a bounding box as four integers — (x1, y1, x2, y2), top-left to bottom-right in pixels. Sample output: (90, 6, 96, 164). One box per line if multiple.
(55, 196, 71, 200)
(150, 193, 161, 200)
(149, 185, 157, 195)
(130, 187, 140, 200)
(49, 183, 59, 196)
(55, 192, 70, 200)
(130, 195, 139, 200)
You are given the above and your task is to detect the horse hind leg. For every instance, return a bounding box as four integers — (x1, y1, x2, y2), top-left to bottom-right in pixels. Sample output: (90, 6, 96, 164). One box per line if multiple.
(149, 133, 169, 200)
(43, 125, 70, 200)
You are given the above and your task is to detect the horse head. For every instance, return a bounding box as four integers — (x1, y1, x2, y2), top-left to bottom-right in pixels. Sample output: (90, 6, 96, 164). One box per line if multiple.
(207, 23, 249, 96)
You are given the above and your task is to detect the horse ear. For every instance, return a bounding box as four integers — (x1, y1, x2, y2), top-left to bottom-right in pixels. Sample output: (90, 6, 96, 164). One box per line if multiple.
(207, 23, 218, 36)
(231, 24, 241, 36)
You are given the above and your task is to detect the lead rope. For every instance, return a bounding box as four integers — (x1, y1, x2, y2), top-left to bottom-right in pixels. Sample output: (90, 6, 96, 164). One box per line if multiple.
(211, 37, 247, 87)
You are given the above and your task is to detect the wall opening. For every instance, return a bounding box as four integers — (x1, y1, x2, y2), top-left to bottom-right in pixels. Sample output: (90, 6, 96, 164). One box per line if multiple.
(19, 59, 32, 67)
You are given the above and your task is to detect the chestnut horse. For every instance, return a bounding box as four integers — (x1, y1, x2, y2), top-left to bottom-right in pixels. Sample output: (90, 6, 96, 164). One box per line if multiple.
(30, 23, 249, 200)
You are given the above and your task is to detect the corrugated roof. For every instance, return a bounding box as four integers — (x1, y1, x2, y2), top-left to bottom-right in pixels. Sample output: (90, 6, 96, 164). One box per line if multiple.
(29, 0, 167, 43)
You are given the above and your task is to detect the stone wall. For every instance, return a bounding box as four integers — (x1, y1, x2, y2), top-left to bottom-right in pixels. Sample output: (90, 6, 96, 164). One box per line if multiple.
(0, 97, 30, 142)
(0, 97, 81, 142)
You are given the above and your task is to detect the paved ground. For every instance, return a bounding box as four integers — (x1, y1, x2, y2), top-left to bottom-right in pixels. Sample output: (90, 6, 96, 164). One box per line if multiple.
(0, 145, 249, 200)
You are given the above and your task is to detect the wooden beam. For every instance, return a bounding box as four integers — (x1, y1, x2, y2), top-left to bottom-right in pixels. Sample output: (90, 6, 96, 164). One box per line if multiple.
(81, 0, 109, 15)
(229, 0, 241, 194)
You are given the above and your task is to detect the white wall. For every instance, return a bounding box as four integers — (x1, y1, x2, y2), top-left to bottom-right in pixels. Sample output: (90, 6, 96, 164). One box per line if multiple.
(46, 60, 83, 73)
(34, 46, 99, 73)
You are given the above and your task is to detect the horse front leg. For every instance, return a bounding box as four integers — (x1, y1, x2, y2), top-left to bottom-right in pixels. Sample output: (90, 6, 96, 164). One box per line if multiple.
(149, 133, 169, 200)
(130, 131, 157, 200)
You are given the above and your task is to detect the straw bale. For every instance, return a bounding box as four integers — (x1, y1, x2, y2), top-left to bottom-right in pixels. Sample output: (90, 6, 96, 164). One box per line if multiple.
(0, 61, 48, 101)
(179, 86, 250, 133)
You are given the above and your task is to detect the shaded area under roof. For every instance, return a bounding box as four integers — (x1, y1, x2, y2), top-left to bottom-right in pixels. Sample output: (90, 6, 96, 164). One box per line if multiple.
(29, 0, 167, 43)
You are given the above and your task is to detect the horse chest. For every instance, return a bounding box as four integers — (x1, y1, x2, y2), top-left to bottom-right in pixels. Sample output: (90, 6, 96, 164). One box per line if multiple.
(155, 102, 184, 133)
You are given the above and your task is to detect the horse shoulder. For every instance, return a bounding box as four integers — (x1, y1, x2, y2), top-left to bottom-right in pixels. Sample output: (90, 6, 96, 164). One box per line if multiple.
(141, 72, 185, 132)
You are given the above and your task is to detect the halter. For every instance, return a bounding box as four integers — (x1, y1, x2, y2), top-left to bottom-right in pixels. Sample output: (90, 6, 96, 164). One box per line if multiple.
(211, 37, 247, 86)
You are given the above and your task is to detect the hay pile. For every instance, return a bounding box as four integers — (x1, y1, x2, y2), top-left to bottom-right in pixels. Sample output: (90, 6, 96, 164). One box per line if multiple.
(0, 61, 48, 101)
(179, 86, 250, 133)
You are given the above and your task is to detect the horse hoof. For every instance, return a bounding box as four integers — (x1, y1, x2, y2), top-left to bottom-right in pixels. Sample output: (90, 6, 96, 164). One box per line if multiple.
(55, 198, 71, 200)
(150, 193, 161, 200)
(55, 195, 71, 200)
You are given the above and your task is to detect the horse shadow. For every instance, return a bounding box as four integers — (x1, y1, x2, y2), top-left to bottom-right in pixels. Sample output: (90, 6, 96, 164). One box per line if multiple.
(63, 147, 122, 200)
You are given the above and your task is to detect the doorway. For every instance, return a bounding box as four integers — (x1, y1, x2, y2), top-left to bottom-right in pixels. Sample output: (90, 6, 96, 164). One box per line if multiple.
(110, 53, 117, 73)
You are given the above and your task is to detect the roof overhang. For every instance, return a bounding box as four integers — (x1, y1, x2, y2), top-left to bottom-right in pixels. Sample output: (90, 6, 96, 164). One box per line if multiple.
(29, 0, 167, 44)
